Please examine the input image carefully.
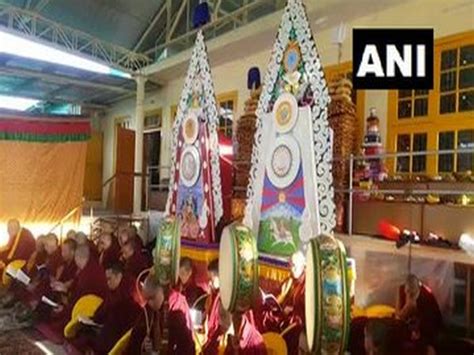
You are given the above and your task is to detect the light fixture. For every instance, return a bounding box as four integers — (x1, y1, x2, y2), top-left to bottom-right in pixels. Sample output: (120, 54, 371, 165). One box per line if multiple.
(0, 30, 131, 79)
(0, 95, 39, 111)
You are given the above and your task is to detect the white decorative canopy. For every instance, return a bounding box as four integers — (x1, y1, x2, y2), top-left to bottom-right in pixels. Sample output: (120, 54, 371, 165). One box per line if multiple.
(165, 30, 223, 226)
(245, 0, 335, 234)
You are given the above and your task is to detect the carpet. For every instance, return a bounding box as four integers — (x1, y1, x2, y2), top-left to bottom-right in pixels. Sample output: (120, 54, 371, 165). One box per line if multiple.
(0, 330, 43, 355)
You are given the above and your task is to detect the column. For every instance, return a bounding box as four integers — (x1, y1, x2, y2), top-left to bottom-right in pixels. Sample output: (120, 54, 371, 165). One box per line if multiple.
(133, 75, 147, 214)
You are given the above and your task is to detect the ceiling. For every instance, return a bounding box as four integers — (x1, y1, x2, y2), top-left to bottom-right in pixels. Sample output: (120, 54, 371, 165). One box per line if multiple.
(0, 0, 285, 110)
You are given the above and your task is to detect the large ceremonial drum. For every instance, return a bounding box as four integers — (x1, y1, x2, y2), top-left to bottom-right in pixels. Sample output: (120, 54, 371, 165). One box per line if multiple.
(154, 216, 180, 286)
(305, 234, 350, 354)
(219, 223, 259, 313)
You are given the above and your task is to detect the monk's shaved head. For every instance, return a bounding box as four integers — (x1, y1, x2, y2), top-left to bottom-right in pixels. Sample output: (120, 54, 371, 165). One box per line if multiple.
(44, 233, 59, 254)
(7, 219, 20, 237)
(74, 244, 90, 270)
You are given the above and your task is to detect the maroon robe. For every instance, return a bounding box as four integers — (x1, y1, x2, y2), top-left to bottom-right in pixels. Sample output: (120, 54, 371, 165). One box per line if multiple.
(25, 250, 47, 278)
(99, 240, 121, 269)
(87, 240, 100, 260)
(168, 288, 195, 354)
(225, 312, 267, 355)
(202, 291, 222, 355)
(50, 258, 107, 332)
(73, 275, 141, 354)
(398, 284, 443, 346)
(0, 227, 36, 265)
(57, 259, 77, 283)
(178, 276, 206, 310)
(126, 306, 164, 355)
(124, 251, 150, 279)
(27, 248, 63, 302)
(279, 274, 305, 354)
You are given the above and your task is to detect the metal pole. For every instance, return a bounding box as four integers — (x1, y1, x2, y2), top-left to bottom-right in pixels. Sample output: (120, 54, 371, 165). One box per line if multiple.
(348, 154, 354, 236)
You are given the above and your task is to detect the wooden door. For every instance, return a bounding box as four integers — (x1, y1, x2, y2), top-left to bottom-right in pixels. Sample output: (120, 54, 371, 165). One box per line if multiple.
(114, 126, 135, 213)
(83, 131, 103, 201)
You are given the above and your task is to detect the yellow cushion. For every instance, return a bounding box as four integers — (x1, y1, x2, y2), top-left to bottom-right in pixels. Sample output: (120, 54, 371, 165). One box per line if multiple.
(351, 305, 366, 318)
(64, 294, 103, 338)
(365, 305, 395, 318)
(263, 332, 287, 355)
(109, 328, 132, 355)
(2, 259, 26, 286)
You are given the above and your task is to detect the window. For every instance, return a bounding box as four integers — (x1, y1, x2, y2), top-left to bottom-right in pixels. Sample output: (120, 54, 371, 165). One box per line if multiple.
(396, 134, 411, 172)
(440, 44, 474, 114)
(397, 90, 429, 119)
(457, 129, 474, 172)
(438, 131, 454, 172)
(217, 91, 238, 138)
(412, 133, 427, 172)
(144, 109, 162, 130)
(438, 129, 474, 173)
(396, 133, 427, 173)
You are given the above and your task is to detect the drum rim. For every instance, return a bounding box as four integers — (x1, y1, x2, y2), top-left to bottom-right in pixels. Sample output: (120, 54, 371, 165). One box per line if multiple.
(337, 240, 350, 351)
(229, 224, 238, 311)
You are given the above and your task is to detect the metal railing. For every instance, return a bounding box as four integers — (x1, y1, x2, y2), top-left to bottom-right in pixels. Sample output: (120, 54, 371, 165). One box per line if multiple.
(338, 147, 474, 235)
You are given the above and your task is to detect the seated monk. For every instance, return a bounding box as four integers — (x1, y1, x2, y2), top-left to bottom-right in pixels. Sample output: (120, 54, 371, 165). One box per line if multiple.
(48, 244, 107, 333)
(177, 257, 206, 309)
(168, 287, 195, 354)
(98, 233, 121, 269)
(72, 262, 141, 354)
(275, 251, 306, 354)
(220, 307, 267, 355)
(0, 219, 36, 269)
(396, 274, 442, 351)
(202, 259, 222, 354)
(34, 238, 78, 321)
(121, 240, 151, 279)
(118, 227, 143, 249)
(75, 232, 99, 260)
(126, 275, 166, 355)
(25, 234, 48, 278)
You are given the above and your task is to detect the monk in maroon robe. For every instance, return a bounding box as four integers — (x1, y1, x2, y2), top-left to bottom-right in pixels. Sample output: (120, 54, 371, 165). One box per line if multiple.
(396, 274, 443, 352)
(275, 251, 306, 354)
(75, 232, 99, 260)
(121, 240, 151, 279)
(177, 257, 206, 309)
(168, 288, 196, 354)
(202, 259, 223, 355)
(72, 262, 141, 354)
(221, 309, 267, 355)
(98, 233, 121, 269)
(49, 244, 107, 333)
(126, 276, 166, 355)
(0, 219, 36, 269)
(25, 235, 47, 279)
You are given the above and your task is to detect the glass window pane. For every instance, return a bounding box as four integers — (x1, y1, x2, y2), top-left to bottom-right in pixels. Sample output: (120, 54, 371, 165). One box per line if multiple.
(460, 45, 474, 67)
(412, 133, 427, 172)
(457, 129, 474, 172)
(459, 90, 473, 112)
(440, 71, 457, 92)
(459, 68, 474, 89)
(414, 98, 428, 116)
(396, 134, 411, 172)
(414, 89, 429, 96)
(441, 49, 457, 70)
(398, 90, 412, 98)
(398, 100, 412, 118)
(438, 131, 455, 172)
(440, 94, 456, 114)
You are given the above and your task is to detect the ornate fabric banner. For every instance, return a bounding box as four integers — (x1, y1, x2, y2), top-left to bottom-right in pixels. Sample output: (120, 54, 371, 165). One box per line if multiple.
(0, 113, 90, 229)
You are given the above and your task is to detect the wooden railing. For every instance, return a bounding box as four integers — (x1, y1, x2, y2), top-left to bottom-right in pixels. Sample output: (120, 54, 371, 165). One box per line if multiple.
(47, 197, 85, 239)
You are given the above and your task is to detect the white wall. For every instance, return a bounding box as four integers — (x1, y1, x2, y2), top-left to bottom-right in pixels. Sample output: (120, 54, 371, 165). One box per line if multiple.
(101, 0, 473, 205)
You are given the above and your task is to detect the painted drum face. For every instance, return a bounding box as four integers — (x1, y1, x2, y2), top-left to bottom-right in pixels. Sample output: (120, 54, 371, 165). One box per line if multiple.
(219, 223, 259, 313)
(283, 41, 301, 73)
(154, 217, 180, 286)
(180, 145, 201, 187)
(182, 112, 199, 144)
(305, 234, 350, 355)
(273, 92, 298, 133)
(266, 135, 301, 189)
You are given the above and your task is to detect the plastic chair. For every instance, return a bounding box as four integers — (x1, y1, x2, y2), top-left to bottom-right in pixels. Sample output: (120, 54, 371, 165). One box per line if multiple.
(64, 294, 103, 338)
(2, 259, 26, 287)
(263, 332, 287, 355)
(109, 328, 132, 355)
